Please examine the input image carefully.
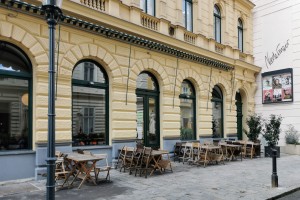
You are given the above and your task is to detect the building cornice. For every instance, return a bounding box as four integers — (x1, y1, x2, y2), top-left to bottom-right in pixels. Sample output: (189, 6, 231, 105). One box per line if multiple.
(0, 0, 236, 71)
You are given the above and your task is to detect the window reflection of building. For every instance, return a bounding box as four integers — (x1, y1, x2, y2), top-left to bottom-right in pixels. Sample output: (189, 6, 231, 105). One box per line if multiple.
(72, 61, 108, 146)
(180, 80, 196, 140)
(0, 41, 31, 151)
(211, 85, 223, 138)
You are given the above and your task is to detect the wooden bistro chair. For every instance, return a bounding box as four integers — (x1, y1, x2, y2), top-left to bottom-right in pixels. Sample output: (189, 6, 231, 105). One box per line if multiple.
(135, 147, 152, 178)
(242, 141, 255, 159)
(119, 146, 135, 172)
(93, 154, 111, 182)
(129, 147, 144, 175)
(173, 142, 183, 162)
(116, 146, 126, 169)
(179, 142, 193, 164)
(55, 151, 70, 188)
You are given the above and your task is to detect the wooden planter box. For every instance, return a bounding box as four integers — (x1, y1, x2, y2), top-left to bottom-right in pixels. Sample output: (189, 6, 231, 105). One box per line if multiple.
(281, 144, 300, 155)
(264, 146, 280, 158)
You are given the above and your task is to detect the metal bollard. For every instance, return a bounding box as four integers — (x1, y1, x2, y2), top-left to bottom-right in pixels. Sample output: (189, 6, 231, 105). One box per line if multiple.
(271, 149, 278, 187)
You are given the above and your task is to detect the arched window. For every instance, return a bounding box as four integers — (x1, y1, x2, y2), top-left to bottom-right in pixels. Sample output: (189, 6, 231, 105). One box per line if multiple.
(140, 0, 155, 16)
(180, 80, 196, 140)
(72, 60, 108, 146)
(0, 41, 32, 151)
(182, 0, 193, 32)
(211, 85, 223, 138)
(136, 72, 160, 148)
(238, 18, 243, 52)
(214, 5, 221, 43)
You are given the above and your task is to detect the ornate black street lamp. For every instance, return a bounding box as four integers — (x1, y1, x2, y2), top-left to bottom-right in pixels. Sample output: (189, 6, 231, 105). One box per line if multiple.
(41, 0, 63, 199)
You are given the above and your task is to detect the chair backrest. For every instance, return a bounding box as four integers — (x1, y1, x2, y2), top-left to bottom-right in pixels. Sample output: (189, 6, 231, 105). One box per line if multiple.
(95, 153, 109, 167)
(203, 140, 212, 146)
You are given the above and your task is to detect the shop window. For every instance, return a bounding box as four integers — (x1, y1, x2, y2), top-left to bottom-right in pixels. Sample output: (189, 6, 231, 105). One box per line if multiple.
(238, 18, 243, 52)
(72, 60, 108, 146)
(180, 80, 196, 140)
(0, 41, 32, 151)
(140, 0, 155, 16)
(182, 0, 193, 32)
(214, 5, 221, 43)
(211, 85, 223, 138)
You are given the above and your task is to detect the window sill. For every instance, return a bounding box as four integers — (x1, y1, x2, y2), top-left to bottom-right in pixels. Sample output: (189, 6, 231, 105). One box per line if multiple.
(0, 150, 35, 156)
(72, 145, 112, 151)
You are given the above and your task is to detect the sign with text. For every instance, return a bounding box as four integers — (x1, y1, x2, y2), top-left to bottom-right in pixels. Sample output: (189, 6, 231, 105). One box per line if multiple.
(262, 68, 293, 104)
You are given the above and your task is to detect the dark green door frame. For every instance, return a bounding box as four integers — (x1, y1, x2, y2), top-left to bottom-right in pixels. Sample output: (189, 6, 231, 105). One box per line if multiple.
(236, 92, 243, 140)
(136, 88, 160, 148)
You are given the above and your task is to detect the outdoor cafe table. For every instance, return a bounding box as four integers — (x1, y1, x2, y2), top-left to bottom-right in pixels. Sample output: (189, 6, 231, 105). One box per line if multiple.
(149, 150, 172, 176)
(219, 143, 242, 161)
(66, 153, 103, 189)
(200, 145, 224, 167)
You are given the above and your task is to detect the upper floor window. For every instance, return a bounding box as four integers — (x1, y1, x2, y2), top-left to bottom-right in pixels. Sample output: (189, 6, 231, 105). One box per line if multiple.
(182, 0, 193, 32)
(238, 18, 243, 52)
(214, 5, 221, 43)
(140, 0, 155, 16)
(84, 62, 94, 82)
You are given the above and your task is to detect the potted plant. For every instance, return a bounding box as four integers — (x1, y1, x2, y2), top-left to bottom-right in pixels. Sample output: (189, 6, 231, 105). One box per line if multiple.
(243, 113, 263, 143)
(263, 114, 283, 157)
(282, 124, 300, 155)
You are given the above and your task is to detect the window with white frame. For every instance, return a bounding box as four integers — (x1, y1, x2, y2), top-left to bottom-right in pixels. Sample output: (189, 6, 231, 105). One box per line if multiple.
(182, 0, 193, 32)
(214, 5, 221, 43)
(84, 62, 94, 82)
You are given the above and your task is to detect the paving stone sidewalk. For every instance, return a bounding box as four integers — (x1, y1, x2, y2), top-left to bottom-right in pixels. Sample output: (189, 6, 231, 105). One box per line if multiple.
(1, 154, 300, 200)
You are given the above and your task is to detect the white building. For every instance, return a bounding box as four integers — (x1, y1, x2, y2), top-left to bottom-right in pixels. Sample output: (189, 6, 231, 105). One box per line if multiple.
(253, 0, 300, 145)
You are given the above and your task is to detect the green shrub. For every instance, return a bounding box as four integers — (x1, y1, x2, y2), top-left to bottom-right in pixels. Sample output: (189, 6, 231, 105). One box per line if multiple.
(285, 124, 299, 145)
(243, 113, 263, 142)
(263, 114, 283, 147)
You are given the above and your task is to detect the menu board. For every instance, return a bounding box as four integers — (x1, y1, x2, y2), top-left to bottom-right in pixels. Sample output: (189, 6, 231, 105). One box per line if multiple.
(262, 68, 293, 104)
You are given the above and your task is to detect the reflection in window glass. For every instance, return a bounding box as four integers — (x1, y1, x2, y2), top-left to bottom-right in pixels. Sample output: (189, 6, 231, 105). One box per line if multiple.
(140, 0, 155, 16)
(73, 62, 105, 83)
(182, 0, 193, 32)
(214, 5, 221, 43)
(238, 18, 243, 52)
(180, 80, 195, 140)
(0, 78, 29, 150)
(72, 61, 108, 146)
(0, 41, 31, 151)
(137, 72, 157, 91)
(212, 85, 223, 138)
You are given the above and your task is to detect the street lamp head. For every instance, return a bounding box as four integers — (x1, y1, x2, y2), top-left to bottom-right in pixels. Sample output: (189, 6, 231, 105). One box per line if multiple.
(42, 0, 63, 8)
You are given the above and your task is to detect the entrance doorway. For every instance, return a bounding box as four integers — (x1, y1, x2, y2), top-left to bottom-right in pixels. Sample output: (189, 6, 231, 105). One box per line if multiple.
(236, 92, 243, 140)
(136, 72, 159, 148)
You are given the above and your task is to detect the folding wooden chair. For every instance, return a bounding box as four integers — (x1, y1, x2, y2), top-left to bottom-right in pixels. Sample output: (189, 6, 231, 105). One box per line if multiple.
(178, 142, 193, 164)
(55, 152, 70, 188)
(116, 146, 126, 169)
(135, 147, 152, 178)
(173, 142, 183, 162)
(129, 147, 144, 175)
(119, 146, 135, 172)
(93, 154, 111, 181)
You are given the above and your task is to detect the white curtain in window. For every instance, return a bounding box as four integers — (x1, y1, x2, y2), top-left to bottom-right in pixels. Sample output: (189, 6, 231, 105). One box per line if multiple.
(186, 1, 192, 31)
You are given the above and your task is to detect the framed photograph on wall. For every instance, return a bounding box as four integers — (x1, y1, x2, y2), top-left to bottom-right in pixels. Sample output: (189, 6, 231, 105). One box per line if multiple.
(262, 68, 293, 104)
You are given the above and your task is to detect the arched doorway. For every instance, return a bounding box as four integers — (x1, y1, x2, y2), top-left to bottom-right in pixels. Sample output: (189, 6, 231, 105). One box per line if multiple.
(136, 72, 159, 148)
(211, 85, 223, 138)
(236, 92, 243, 140)
(72, 60, 109, 146)
(0, 41, 32, 150)
(180, 80, 196, 140)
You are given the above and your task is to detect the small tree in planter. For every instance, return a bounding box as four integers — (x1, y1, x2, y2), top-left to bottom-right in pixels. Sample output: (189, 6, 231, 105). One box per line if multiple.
(243, 114, 263, 143)
(285, 124, 299, 145)
(263, 114, 283, 157)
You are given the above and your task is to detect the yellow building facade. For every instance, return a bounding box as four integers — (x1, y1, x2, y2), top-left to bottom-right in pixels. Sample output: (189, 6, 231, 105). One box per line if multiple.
(0, 0, 260, 181)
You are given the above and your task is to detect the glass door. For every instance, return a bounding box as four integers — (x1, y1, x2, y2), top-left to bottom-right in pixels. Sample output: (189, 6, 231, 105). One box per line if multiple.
(236, 92, 243, 140)
(136, 94, 159, 148)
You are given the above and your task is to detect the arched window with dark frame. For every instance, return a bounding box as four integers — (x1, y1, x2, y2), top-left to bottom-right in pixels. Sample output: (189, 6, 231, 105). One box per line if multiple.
(214, 5, 221, 43)
(211, 85, 223, 138)
(140, 0, 155, 16)
(72, 60, 109, 146)
(136, 72, 160, 148)
(0, 41, 32, 151)
(238, 18, 243, 52)
(180, 80, 196, 140)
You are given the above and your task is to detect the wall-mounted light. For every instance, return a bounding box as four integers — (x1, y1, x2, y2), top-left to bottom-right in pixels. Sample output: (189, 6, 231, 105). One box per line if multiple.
(21, 93, 28, 106)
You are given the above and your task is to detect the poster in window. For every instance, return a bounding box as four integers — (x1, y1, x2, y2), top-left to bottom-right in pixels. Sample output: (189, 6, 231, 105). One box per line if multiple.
(262, 68, 293, 104)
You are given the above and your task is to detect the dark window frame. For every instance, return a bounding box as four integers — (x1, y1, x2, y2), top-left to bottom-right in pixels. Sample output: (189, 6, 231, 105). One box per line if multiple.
(214, 5, 221, 43)
(0, 41, 32, 151)
(238, 18, 243, 52)
(179, 80, 196, 140)
(72, 59, 109, 146)
(141, 0, 156, 16)
(183, 0, 193, 32)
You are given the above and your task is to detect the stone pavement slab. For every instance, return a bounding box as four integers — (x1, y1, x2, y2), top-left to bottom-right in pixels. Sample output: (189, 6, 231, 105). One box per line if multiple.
(0, 154, 300, 200)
